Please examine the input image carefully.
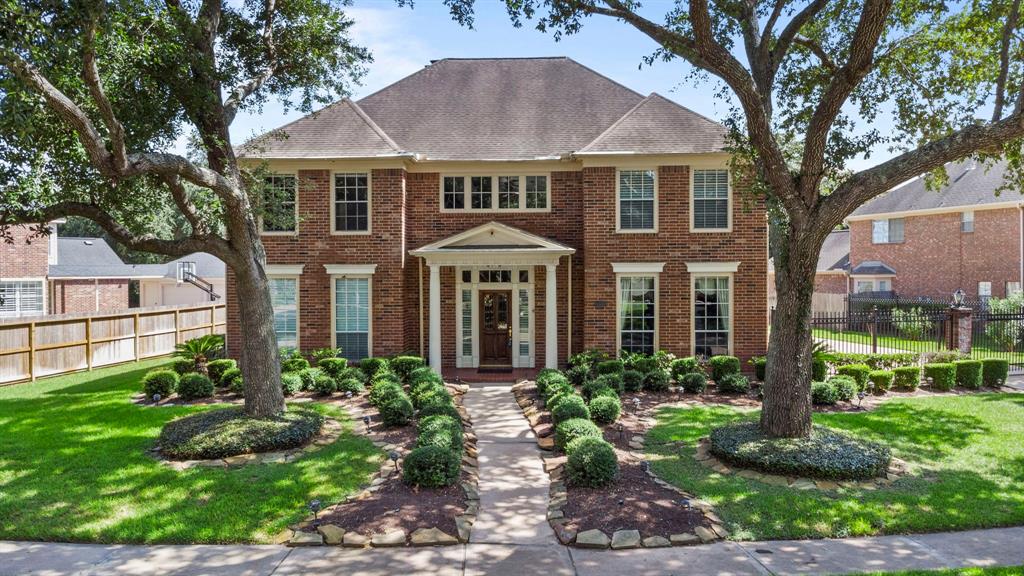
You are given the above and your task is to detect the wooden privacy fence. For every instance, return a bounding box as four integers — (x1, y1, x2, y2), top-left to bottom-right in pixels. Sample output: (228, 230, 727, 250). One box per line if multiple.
(0, 303, 226, 385)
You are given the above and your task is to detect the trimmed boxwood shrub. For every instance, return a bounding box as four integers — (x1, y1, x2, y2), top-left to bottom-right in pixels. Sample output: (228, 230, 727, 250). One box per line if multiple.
(544, 380, 574, 404)
(643, 370, 671, 392)
(983, 358, 1010, 387)
(311, 373, 337, 396)
(317, 358, 348, 380)
(381, 394, 414, 426)
(297, 368, 320, 391)
(554, 418, 602, 451)
(409, 366, 437, 386)
(566, 364, 592, 387)
(827, 375, 858, 402)
(708, 422, 891, 480)
(370, 368, 401, 387)
(581, 379, 612, 401)
(546, 391, 573, 414)
(159, 407, 324, 460)
(412, 382, 446, 407)
(417, 415, 463, 452)
(717, 373, 750, 394)
(630, 356, 659, 374)
(812, 356, 829, 381)
(751, 357, 767, 381)
(417, 393, 460, 420)
(359, 357, 390, 379)
(178, 373, 215, 400)
(402, 445, 461, 488)
(868, 370, 895, 394)
(588, 395, 621, 424)
(280, 372, 303, 396)
(222, 367, 244, 393)
(709, 355, 741, 381)
(281, 356, 310, 373)
(670, 357, 701, 382)
(811, 381, 840, 405)
(391, 356, 426, 382)
(954, 359, 984, 390)
(595, 359, 625, 375)
(207, 359, 236, 385)
(679, 372, 707, 394)
(836, 364, 871, 390)
(336, 377, 365, 394)
(565, 436, 619, 487)
(143, 369, 178, 398)
(893, 366, 922, 390)
(924, 362, 956, 391)
(172, 358, 195, 375)
(594, 373, 625, 395)
(551, 394, 589, 424)
(369, 381, 404, 407)
(621, 369, 643, 393)
(535, 368, 564, 396)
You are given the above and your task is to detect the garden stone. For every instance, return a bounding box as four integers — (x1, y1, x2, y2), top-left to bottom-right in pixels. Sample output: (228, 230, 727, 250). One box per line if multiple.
(555, 525, 577, 545)
(695, 526, 719, 543)
(762, 474, 789, 486)
(670, 533, 701, 546)
(816, 480, 840, 490)
(537, 437, 555, 450)
(547, 509, 564, 520)
(410, 527, 459, 546)
(575, 529, 610, 549)
(643, 536, 672, 548)
(342, 532, 369, 548)
(792, 479, 816, 490)
(711, 524, 729, 539)
(317, 524, 345, 545)
(455, 515, 472, 542)
(611, 529, 642, 549)
(288, 531, 324, 547)
(371, 530, 407, 547)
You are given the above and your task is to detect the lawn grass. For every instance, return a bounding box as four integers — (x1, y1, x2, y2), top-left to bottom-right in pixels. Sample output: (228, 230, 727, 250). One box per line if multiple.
(648, 394, 1024, 540)
(0, 359, 381, 544)
(844, 567, 1024, 576)
(813, 328, 1023, 362)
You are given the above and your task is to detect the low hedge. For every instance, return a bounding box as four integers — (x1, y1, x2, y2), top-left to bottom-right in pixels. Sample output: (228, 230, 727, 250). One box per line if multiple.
(588, 395, 621, 424)
(381, 394, 414, 426)
(551, 394, 589, 424)
(297, 368, 321, 391)
(717, 373, 750, 394)
(143, 369, 178, 398)
(417, 415, 463, 452)
(281, 372, 303, 396)
(982, 358, 1010, 387)
(391, 356, 426, 382)
(544, 380, 574, 404)
(403, 445, 461, 488)
(594, 373, 625, 395)
(812, 356, 829, 381)
(836, 364, 871, 390)
(311, 372, 337, 396)
(708, 355, 741, 381)
(708, 422, 891, 481)
(595, 359, 625, 375)
(159, 407, 324, 460)
(953, 359, 983, 390)
(417, 393, 460, 420)
(207, 359, 236, 385)
(359, 357, 390, 379)
(336, 376, 365, 394)
(535, 368, 565, 396)
(811, 381, 840, 405)
(643, 370, 671, 392)
(679, 372, 707, 394)
(581, 379, 611, 401)
(178, 373, 215, 400)
(827, 375, 858, 402)
(554, 418, 602, 451)
(566, 364, 592, 387)
(893, 366, 921, 390)
(670, 357, 701, 382)
(750, 357, 767, 381)
(223, 367, 244, 394)
(868, 370, 895, 394)
(629, 356, 659, 375)
(172, 358, 195, 375)
(369, 381, 405, 408)
(281, 356, 310, 373)
(565, 436, 619, 487)
(924, 362, 956, 391)
(317, 358, 348, 380)
(621, 369, 644, 393)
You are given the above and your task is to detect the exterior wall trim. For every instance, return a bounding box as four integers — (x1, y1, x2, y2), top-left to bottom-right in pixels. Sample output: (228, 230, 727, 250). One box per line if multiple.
(611, 262, 666, 273)
(685, 261, 740, 273)
(324, 264, 378, 275)
(265, 264, 306, 275)
(845, 200, 1023, 222)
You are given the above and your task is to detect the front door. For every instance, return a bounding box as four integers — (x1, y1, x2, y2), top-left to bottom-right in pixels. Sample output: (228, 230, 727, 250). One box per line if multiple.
(479, 290, 512, 366)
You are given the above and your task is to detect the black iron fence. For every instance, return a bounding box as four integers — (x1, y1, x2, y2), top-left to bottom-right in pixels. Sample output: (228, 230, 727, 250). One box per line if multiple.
(970, 307, 1024, 372)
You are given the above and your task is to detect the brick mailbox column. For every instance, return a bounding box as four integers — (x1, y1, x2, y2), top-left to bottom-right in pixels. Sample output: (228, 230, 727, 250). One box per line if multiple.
(947, 306, 973, 356)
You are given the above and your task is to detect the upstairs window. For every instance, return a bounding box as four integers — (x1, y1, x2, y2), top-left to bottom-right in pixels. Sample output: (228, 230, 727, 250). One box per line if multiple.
(471, 176, 492, 209)
(334, 173, 370, 233)
(525, 176, 548, 209)
(261, 174, 296, 233)
(441, 175, 549, 212)
(692, 169, 730, 231)
(871, 218, 904, 244)
(443, 176, 465, 210)
(961, 211, 974, 233)
(617, 169, 656, 231)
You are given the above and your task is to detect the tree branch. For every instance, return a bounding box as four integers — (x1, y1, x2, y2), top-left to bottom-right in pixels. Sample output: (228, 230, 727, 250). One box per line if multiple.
(769, 0, 829, 75)
(224, 0, 278, 125)
(82, 18, 128, 174)
(994, 0, 1022, 121)
(793, 35, 836, 70)
(163, 175, 208, 235)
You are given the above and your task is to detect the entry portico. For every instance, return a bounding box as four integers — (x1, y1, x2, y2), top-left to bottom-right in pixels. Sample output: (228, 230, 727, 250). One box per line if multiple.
(410, 222, 576, 373)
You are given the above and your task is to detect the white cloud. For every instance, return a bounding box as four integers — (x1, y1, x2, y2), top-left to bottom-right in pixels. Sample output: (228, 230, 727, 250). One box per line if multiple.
(347, 6, 431, 98)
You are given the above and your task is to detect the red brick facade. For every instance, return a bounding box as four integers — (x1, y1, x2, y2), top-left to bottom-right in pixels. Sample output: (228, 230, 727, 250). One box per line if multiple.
(229, 162, 769, 371)
(814, 273, 849, 294)
(1, 226, 49, 279)
(849, 207, 1023, 299)
(50, 279, 130, 314)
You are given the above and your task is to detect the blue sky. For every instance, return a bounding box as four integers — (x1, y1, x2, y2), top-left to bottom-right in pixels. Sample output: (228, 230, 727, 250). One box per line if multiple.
(229, 1, 892, 171)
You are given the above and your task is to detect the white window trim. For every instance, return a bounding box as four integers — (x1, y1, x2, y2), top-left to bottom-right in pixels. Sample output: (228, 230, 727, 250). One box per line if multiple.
(260, 172, 299, 236)
(330, 273, 374, 359)
(438, 174, 552, 214)
(266, 274, 301, 350)
(265, 264, 306, 275)
(978, 281, 993, 297)
(0, 277, 47, 318)
(851, 275, 894, 293)
(615, 272, 660, 356)
(454, 266, 535, 369)
(871, 218, 904, 244)
(690, 272, 735, 357)
(961, 210, 975, 233)
(611, 262, 666, 274)
(615, 168, 658, 234)
(324, 264, 378, 275)
(689, 168, 732, 233)
(685, 261, 740, 274)
(330, 171, 373, 236)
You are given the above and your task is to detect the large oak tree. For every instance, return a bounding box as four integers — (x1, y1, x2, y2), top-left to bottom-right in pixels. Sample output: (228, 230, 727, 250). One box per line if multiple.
(0, 0, 369, 417)
(440, 0, 1024, 437)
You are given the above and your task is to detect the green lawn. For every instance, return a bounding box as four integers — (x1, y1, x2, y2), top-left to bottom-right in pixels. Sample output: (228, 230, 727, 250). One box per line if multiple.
(844, 568, 1024, 576)
(813, 328, 1023, 362)
(0, 359, 381, 544)
(648, 394, 1024, 541)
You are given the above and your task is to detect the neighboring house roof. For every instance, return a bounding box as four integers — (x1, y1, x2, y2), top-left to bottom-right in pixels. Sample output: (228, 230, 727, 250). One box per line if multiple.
(48, 238, 162, 279)
(128, 252, 226, 280)
(851, 260, 897, 276)
(768, 229, 850, 274)
(239, 57, 727, 161)
(849, 159, 1022, 219)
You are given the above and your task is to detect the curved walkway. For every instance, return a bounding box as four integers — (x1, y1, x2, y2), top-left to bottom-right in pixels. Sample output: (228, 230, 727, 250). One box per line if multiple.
(3, 382, 1024, 575)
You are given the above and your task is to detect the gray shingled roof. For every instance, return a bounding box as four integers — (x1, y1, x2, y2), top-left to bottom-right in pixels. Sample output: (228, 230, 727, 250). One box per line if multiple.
(48, 238, 160, 278)
(239, 57, 726, 161)
(127, 252, 226, 279)
(768, 229, 849, 274)
(851, 159, 1022, 218)
(851, 260, 897, 275)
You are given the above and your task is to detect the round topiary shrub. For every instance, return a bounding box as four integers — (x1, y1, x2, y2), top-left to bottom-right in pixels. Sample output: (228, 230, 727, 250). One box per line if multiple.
(868, 370, 895, 394)
(281, 356, 310, 373)
(670, 357, 701, 382)
(590, 386, 619, 402)
(953, 360, 983, 390)
(555, 417, 602, 450)
(409, 366, 437, 386)
(551, 394, 589, 423)
(281, 372, 303, 396)
(336, 377, 365, 394)
(535, 368, 564, 396)
(143, 369, 179, 398)
(679, 372, 707, 394)
(417, 415, 463, 451)
(595, 359, 625, 375)
(369, 381, 404, 407)
(982, 358, 1009, 388)
(403, 445, 461, 488)
(297, 368, 321, 391)
(566, 364, 592, 387)
(751, 357, 767, 381)
(589, 395, 621, 424)
(544, 381, 575, 404)
(222, 367, 244, 393)
(643, 369, 670, 392)
(370, 369, 401, 389)
(342, 366, 369, 385)
(827, 375, 858, 402)
(565, 436, 619, 487)
(358, 357, 390, 379)
(924, 362, 956, 391)
(381, 394, 414, 426)
(593, 373, 625, 395)
(412, 381, 446, 407)
(546, 391, 573, 414)
(159, 407, 324, 460)
(178, 372, 215, 400)
(812, 356, 829, 381)
(581, 379, 612, 402)
(311, 372, 337, 396)
(708, 422, 891, 480)
(621, 369, 643, 393)
(630, 356, 659, 374)
(892, 366, 921, 390)
(391, 356, 426, 382)
(811, 381, 840, 405)
(417, 392, 460, 419)
(708, 355, 741, 381)
(172, 358, 195, 375)
(836, 364, 871, 390)
(207, 359, 237, 385)
(415, 386, 452, 410)
(317, 358, 348, 380)
(717, 373, 750, 394)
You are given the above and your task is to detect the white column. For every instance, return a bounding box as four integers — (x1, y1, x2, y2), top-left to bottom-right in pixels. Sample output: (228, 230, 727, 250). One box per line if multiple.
(428, 263, 442, 374)
(545, 262, 558, 369)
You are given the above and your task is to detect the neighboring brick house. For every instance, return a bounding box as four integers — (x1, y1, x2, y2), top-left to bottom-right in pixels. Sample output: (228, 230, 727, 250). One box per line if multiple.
(234, 57, 768, 375)
(768, 229, 850, 302)
(846, 159, 1023, 300)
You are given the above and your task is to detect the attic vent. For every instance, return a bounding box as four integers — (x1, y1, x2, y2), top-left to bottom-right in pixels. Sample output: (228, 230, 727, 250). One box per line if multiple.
(83, 240, 93, 245)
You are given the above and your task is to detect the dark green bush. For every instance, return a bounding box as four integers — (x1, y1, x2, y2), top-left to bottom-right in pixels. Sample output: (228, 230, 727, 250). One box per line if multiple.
(297, 368, 321, 391)
(836, 364, 871, 390)
(402, 445, 461, 488)
(630, 356, 659, 374)
(708, 422, 891, 480)
(281, 356, 310, 373)
(159, 407, 324, 460)
(336, 377, 364, 394)
(751, 357, 767, 381)
(206, 359, 236, 385)
(555, 418, 602, 451)
(588, 395, 621, 424)
(178, 373, 214, 400)
(359, 357, 390, 379)
(341, 366, 368, 384)
(414, 386, 451, 410)
(381, 394, 414, 426)
(566, 364, 592, 387)
(535, 368, 564, 396)
(581, 379, 612, 401)
(868, 370, 895, 394)
(670, 357, 701, 382)
(865, 353, 921, 370)
(927, 351, 966, 364)
(417, 393, 460, 420)
(621, 369, 643, 393)
(569, 348, 610, 370)
(143, 369, 178, 398)
(370, 368, 401, 388)
(812, 356, 829, 381)
(311, 373, 337, 396)
(543, 379, 574, 403)
(709, 355, 741, 381)
(593, 373, 625, 395)
(369, 381, 404, 407)
(643, 370, 670, 392)
(954, 360, 983, 390)
(280, 372, 303, 396)
(827, 375, 858, 401)
(222, 367, 244, 393)
(892, 366, 921, 390)
(417, 415, 463, 452)
(551, 394, 589, 423)
(565, 436, 619, 487)
(679, 372, 707, 394)
(409, 366, 437, 386)
(595, 359, 625, 375)
(172, 358, 195, 375)
(391, 356, 426, 382)
(982, 358, 1010, 387)
(811, 381, 840, 405)
(717, 373, 750, 394)
(316, 358, 348, 380)
(546, 391, 573, 414)
(924, 363, 956, 391)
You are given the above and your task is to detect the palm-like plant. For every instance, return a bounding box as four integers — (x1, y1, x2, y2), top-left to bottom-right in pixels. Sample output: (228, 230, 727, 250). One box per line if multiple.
(173, 335, 225, 376)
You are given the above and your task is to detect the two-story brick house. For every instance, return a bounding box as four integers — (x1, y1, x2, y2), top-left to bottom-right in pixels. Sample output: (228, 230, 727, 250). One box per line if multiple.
(846, 159, 1023, 300)
(233, 57, 768, 375)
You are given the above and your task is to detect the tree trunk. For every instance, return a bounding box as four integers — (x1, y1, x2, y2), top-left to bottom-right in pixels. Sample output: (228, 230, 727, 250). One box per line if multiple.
(760, 234, 820, 438)
(233, 258, 285, 417)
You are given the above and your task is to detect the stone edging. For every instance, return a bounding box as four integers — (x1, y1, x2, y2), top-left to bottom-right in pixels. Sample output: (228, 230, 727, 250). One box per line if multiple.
(693, 437, 910, 490)
(153, 418, 344, 471)
(283, 383, 480, 548)
(510, 381, 729, 549)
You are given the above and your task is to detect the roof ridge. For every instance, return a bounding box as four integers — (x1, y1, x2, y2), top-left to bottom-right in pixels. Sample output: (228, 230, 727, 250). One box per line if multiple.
(645, 92, 726, 131)
(564, 59, 645, 100)
(237, 99, 353, 153)
(577, 94, 654, 153)
(432, 56, 569, 61)
(343, 99, 403, 153)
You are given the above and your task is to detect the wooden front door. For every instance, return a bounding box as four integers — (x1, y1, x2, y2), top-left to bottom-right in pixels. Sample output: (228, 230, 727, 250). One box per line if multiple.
(479, 290, 512, 365)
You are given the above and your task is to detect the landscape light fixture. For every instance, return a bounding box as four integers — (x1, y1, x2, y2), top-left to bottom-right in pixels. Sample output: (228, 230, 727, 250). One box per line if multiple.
(857, 390, 867, 409)
(616, 422, 625, 440)
(389, 450, 400, 472)
(362, 415, 371, 433)
(632, 397, 641, 413)
(308, 499, 322, 523)
(152, 393, 161, 403)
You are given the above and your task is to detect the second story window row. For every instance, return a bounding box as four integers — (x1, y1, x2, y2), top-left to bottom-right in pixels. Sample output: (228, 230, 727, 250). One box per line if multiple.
(442, 174, 549, 212)
(334, 173, 370, 233)
(872, 218, 904, 244)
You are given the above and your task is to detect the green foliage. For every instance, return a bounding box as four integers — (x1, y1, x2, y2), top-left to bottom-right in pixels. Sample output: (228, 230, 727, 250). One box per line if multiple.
(869, 370, 895, 394)
(173, 335, 224, 366)
(280, 352, 310, 374)
(368, 381, 404, 408)
(836, 364, 871, 390)
(172, 359, 195, 376)
(621, 369, 643, 393)
(643, 369, 671, 392)
(982, 358, 1010, 387)
(551, 394, 589, 424)
(297, 368, 321, 391)
(716, 373, 750, 394)
(593, 372, 625, 395)
(812, 356, 829, 381)
(985, 293, 1024, 351)
(581, 379, 612, 401)
(827, 375, 858, 401)
(207, 359, 237, 385)
(390, 356, 425, 382)
(892, 307, 934, 340)
(750, 356, 767, 381)
(310, 373, 336, 396)
(670, 357, 702, 381)
(953, 360, 984, 390)
(335, 377, 364, 395)
(409, 366, 439, 387)
(566, 364, 592, 387)
(402, 445, 461, 488)
(159, 407, 324, 460)
(177, 373, 214, 400)
(679, 372, 707, 394)
(222, 367, 244, 394)
(417, 415, 463, 452)
(536, 369, 567, 396)
(588, 395, 621, 424)
(708, 356, 741, 381)
(924, 363, 957, 391)
(417, 392, 460, 420)
(142, 370, 178, 398)
(554, 418, 602, 451)
(708, 422, 891, 480)
(811, 381, 840, 405)
(280, 372, 303, 396)
(627, 355, 659, 374)
(569, 348, 610, 371)
(596, 360, 625, 375)
(380, 394, 414, 427)
(893, 366, 922, 390)
(370, 369, 401, 389)
(316, 358, 348, 380)
(543, 379, 574, 403)
(309, 348, 343, 364)
(565, 436, 619, 487)
(359, 358, 390, 379)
